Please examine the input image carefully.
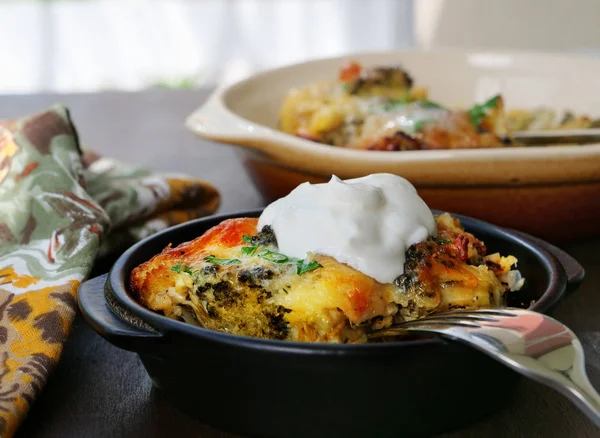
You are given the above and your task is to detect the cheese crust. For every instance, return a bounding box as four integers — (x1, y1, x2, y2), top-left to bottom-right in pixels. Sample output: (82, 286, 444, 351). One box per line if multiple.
(130, 214, 521, 343)
(278, 61, 513, 150)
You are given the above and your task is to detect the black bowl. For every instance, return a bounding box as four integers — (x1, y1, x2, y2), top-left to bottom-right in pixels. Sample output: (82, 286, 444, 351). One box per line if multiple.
(78, 209, 584, 438)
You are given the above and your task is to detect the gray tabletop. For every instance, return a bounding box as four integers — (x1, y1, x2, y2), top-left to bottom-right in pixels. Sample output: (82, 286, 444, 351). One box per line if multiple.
(2, 90, 599, 438)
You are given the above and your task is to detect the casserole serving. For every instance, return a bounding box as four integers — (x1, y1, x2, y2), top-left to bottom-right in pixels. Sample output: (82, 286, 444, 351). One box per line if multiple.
(277, 60, 599, 151)
(79, 209, 583, 438)
(186, 49, 600, 242)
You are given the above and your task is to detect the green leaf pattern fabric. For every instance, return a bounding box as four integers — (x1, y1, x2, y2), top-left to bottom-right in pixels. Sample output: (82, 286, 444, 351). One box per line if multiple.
(0, 106, 219, 437)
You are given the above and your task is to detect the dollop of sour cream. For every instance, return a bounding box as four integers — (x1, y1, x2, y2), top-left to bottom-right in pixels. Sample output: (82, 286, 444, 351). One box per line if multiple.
(257, 173, 436, 284)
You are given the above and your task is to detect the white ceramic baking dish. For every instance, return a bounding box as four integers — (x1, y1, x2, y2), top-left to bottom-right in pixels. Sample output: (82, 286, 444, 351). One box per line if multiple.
(186, 49, 600, 242)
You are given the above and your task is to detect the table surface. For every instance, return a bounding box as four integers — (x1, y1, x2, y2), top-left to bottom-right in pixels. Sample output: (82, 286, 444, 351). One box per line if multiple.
(2, 90, 600, 438)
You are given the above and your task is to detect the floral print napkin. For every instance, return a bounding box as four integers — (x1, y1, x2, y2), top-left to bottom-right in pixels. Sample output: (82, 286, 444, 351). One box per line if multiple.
(0, 105, 220, 437)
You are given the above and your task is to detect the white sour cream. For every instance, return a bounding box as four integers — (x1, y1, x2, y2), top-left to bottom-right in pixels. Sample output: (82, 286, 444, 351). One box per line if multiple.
(385, 106, 446, 132)
(257, 173, 436, 284)
(368, 101, 448, 133)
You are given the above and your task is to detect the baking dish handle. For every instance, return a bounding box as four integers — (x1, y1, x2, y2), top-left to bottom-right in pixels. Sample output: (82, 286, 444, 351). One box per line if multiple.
(508, 229, 585, 293)
(185, 88, 278, 145)
(78, 274, 163, 352)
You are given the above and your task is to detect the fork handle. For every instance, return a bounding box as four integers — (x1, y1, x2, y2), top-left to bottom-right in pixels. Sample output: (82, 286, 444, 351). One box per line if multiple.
(462, 341, 600, 428)
(544, 376, 600, 428)
(408, 324, 600, 429)
(470, 338, 600, 428)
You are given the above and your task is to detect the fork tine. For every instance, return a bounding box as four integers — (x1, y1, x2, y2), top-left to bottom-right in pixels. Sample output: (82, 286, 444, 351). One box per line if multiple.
(372, 307, 527, 338)
(369, 319, 481, 339)
(411, 313, 500, 323)
(438, 308, 518, 317)
(395, 318, 483, 328)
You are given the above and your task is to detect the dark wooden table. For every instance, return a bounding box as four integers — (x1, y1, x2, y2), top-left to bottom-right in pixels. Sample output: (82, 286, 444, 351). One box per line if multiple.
(2, 90, 600, 438)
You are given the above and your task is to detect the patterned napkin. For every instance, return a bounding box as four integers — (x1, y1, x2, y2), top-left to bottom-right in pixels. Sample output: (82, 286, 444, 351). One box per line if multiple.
(0, 106, 220, 437)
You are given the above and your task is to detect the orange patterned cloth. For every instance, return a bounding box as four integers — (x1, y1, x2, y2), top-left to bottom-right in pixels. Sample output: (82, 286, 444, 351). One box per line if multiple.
(0, 106, 220, 437)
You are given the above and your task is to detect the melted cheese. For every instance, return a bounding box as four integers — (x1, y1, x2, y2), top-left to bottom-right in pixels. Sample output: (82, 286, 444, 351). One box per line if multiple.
(131, 216, 520, 343)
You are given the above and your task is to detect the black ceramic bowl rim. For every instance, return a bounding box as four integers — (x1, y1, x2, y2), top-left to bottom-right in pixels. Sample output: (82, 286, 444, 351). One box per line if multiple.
(106, 208, 569, 354)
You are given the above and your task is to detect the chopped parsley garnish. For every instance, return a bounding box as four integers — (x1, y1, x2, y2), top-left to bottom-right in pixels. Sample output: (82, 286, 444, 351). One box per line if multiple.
(282, 288, 289, 294)
(235, 241, 324, 276)
(432, 237, 452, 245)
(468, 95, 500, 127)
(413, 119, 432, 132)
(419, 99, 444, 109)
(378, 95, 410, 112)
(204, 255, 241, 265)
(242, 235, 262, 256)
(256, 249, 323, 275)
(296, 259, 323, 275)
(380, 102, 401, 112)
(375, 97, 445, 121)
(258, 250, 290, 263)
(241, 245, 258, 256)
(171, 264, 194, 276)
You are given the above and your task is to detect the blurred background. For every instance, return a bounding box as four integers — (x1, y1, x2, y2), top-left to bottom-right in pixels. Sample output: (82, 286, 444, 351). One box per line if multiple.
(2, 0, 600, 94)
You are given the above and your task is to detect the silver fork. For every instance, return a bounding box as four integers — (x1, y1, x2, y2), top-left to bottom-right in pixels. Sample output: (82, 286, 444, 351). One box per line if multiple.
(370, 308, 600, 427)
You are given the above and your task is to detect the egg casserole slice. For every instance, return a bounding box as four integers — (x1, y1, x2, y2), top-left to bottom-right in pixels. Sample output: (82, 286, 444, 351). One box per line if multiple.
(130, 214, 523, 343)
